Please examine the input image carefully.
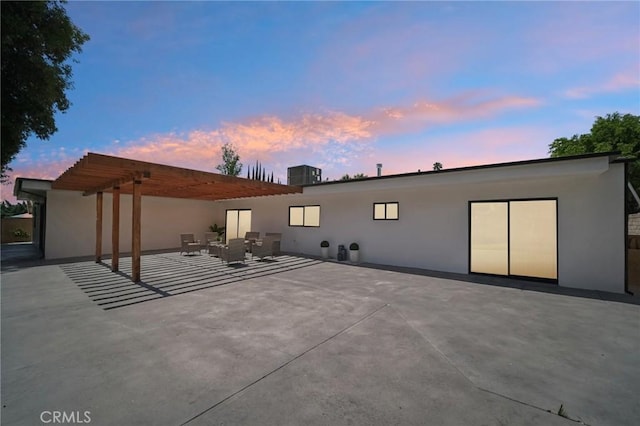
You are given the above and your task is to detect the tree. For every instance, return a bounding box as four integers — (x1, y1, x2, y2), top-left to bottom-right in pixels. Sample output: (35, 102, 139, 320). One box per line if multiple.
(247, 162, 275, 182)
(433, 162, 443, 171)
(216, 143, 242, 176)
(340, 173, 367, 181)
(1, 200, 31, 218)
(1, 1, 90, 178)
(549, 112, 640, 211)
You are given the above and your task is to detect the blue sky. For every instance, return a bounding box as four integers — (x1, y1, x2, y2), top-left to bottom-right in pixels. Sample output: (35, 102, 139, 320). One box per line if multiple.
(3, 1, 639, 199)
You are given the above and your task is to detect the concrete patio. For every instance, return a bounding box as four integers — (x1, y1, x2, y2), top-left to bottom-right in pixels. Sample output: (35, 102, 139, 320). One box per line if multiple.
(1, 249, 639, 425)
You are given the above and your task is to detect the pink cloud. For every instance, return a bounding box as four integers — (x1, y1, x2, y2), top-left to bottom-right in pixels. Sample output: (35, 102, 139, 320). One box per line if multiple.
(2, 91, 542, 200)
(564, 69, 640, 99)
(1, 157, 76, 203)
(365, 126, 556, 177)
(107, 92, 540, 176)
(371, 94, 541, 134)
(110, 111, 375, 173)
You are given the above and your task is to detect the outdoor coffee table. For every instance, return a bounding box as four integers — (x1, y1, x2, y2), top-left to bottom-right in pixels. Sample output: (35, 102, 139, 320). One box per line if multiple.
(208, 242, 224, 257)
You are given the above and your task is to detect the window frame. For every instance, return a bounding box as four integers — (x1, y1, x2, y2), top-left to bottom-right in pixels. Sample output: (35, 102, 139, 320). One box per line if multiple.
(373, 202, 399, 221)
(467, 197, 558, 284)
(288, 205, 321, 227)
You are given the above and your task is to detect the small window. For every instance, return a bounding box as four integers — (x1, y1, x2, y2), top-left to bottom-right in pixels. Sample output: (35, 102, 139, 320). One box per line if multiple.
(289, 205, 320, 227)
(373, 202, 399, 220)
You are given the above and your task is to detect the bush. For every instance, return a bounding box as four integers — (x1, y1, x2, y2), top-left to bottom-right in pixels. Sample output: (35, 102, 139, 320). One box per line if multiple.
(320, 240, 329, 247)
(349, 242, 359, 250)
(13, 228, 29, 238)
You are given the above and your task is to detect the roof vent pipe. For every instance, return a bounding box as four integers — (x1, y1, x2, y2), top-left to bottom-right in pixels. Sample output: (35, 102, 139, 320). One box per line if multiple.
(376, 163, 382, 177)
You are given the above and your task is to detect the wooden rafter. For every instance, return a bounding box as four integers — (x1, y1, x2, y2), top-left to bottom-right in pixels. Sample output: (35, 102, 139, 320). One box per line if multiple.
(54, 152, 303, 284)
(83, 171, 150, 196)
(53, 153, 302, 201)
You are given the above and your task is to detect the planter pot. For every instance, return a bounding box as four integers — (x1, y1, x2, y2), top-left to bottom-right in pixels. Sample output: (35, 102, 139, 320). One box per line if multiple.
(349, 249, 359, 263)
(321, 247, 329, 259)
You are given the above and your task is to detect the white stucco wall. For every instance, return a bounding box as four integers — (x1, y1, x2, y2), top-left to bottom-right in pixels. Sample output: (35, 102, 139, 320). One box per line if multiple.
(46, 190, 219, 259)
(215, 157, 626, 293)
(43, 156, 626, 293)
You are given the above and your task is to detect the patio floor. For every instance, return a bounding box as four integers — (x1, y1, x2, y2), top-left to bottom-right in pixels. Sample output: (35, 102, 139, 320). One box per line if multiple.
(61, 252, 322, 310)
(2, 251, 639, 425)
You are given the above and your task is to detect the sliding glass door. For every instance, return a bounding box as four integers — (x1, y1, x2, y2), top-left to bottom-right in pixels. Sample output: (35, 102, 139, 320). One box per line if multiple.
(470, 199, 557, 281)
(509, 200, 557, 280)
(225, 209, 252, 244)
(470, 202, 509, 275)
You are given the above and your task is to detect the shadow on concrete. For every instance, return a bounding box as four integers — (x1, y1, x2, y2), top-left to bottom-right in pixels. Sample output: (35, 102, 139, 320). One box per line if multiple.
(0, 246, 180, 273)
(314, 256, 640, 306)
(60, 253, 322, 310)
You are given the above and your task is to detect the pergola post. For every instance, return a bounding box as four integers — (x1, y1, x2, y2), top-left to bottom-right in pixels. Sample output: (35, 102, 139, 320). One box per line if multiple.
(95, 192, 103, 263)
(132, 179, 142, 282)
(111, 186, 120, 272)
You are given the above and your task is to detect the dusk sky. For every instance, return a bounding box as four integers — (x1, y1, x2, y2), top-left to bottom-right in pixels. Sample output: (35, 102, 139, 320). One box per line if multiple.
(3, 1, 639, 200)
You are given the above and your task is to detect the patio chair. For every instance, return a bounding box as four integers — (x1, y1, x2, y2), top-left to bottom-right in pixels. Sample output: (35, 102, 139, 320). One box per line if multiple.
(220, 238, 246, 264)
(252, 235, 278, 261)
(204, 232, 219, 245)
(265, 232, 282, 256)
(180, 233, 201, 255)
(244, 231, 260, 252)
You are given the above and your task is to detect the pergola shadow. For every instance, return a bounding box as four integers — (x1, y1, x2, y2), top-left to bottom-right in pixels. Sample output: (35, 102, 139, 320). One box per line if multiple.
(61, 253, 321, 310)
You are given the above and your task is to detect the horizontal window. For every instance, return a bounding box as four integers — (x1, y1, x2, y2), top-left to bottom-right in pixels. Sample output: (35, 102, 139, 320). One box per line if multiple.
(289, 205, 320, 227)
(373, 202, 399, 220)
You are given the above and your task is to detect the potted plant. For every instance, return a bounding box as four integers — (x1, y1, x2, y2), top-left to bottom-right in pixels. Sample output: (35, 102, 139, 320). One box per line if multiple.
(209, 223, 225, 241)
(349, 242, 359, 262)
(320, 240, 330, 259)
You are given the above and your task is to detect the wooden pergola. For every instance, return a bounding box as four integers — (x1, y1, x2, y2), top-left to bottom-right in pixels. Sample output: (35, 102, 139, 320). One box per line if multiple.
(52, 153, 302, 282)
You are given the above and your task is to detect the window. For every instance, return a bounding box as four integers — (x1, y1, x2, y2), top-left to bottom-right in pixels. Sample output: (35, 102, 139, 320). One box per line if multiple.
(373, 202, 399, 220)
(289, 205, 320, 227)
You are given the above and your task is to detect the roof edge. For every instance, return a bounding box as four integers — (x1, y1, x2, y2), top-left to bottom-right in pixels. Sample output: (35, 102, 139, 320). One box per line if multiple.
(304, 151, 623, 187)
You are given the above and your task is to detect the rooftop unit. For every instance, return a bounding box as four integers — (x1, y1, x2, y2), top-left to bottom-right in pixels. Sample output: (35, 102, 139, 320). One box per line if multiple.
(287, 165, 322, 186)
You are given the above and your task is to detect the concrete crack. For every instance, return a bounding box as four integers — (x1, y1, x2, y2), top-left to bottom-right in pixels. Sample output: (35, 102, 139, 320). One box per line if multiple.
(390, 305, 589, 425)
(479, 388, 590, 425)
(180, 303, 389, 425)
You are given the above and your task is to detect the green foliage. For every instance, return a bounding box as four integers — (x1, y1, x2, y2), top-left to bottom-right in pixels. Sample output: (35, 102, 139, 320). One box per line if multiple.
(340, 173, 368, 181)
(1, 0, 90, 178)
(349, 242, 359, 250)
(13, 228, 30, 238)
(549, 112, 640, 212)
(433, 162, 443, 171)
(320, 240, 329, 247)
(1, 200, 31, 218)
(246, 160, 275, 182)
(208, 223, 225, 236)
(216, 143, 243, 176)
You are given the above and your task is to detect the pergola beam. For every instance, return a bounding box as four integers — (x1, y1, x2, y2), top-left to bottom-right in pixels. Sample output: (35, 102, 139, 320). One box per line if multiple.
(83, 171, 150, 196)
(53, 152, 304, 283)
